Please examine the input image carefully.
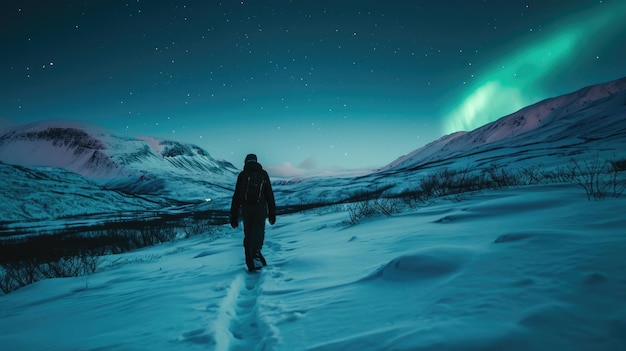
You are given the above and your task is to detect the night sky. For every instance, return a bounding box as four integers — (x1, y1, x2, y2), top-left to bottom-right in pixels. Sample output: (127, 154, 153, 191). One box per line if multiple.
(2, 1, 625, 175)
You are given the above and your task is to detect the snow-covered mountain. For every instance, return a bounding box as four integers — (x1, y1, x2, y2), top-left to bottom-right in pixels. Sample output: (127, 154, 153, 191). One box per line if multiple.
(384, 76, 626, 172)
(0, 120, 238, 224)
(0, 120, 237, 180)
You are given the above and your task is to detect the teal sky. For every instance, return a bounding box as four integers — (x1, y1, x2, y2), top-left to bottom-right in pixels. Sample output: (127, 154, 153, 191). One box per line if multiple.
(1, 1, 625, 175)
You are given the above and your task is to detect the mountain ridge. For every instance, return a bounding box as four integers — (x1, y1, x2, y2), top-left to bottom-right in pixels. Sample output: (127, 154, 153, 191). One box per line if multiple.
(0, 121, 239, 223)
(384, 76, 626, 171)
(0, 120, 238, 179)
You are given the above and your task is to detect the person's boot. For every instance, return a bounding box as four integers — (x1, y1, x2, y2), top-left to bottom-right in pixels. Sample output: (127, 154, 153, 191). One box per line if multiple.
(253, 257, 263, 270)
(256, 250, 267, 266)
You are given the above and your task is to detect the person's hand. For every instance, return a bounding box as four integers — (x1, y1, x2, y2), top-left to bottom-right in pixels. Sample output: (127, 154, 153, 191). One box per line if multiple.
(268, 215, 276, 225)
(230, 219, 238, 229)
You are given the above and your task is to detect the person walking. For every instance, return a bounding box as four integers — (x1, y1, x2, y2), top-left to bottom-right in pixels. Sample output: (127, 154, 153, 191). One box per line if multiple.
(230, 153, 276, 272)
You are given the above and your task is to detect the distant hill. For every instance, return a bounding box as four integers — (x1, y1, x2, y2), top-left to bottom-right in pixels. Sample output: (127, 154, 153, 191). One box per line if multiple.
(383, 76, 626, 171)
(0, 120, 238, 223)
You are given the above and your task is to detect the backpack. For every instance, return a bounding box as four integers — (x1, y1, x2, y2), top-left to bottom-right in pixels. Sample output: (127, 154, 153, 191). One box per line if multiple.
(243, 171, 266, 205)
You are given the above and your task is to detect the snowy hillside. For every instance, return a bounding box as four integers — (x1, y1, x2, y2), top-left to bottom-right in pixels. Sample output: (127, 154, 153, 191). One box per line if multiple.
(265, 77, 626, 208)
(0, 120, 238, 223)
(1, 184, 625, 350)
(384, 76, 626, 172)
(0, 162, 170, 231)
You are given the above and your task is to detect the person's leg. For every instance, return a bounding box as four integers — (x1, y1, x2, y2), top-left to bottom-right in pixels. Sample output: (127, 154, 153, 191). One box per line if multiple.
(243, 210, 258, 271)
(249, 208, 266, 267)
(243, 236, 255, 271)
(256, 220, 266, 266)
(243, 205, 267, 269)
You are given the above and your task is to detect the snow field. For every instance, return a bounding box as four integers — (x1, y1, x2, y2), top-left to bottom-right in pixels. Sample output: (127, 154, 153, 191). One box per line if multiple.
(0, 184, 625, 350)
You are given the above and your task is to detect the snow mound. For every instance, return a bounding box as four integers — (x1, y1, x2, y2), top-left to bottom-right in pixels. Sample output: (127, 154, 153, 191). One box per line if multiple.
(364, 247, 472, 282)
(493, 232, 535, 243)
(493, 229, 574, 244)
(581, 272, 608, 286)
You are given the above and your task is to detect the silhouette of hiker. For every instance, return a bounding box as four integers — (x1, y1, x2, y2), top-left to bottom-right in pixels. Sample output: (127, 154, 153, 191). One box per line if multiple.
(230, 154, 276, 272)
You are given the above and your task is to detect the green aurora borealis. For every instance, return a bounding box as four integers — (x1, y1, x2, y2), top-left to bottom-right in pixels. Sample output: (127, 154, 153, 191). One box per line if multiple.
(444, 1, 626, 134)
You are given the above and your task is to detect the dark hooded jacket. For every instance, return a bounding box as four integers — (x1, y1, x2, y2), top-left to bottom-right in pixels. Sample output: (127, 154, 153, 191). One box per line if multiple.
(230, 161, 276, 227)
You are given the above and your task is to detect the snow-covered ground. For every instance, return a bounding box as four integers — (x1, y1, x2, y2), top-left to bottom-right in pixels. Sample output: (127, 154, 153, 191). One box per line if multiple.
(1, 183, 625, 350)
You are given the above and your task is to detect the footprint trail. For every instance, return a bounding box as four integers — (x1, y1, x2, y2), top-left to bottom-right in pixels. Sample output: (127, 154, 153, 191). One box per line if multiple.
(211, 269, 279, 351)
